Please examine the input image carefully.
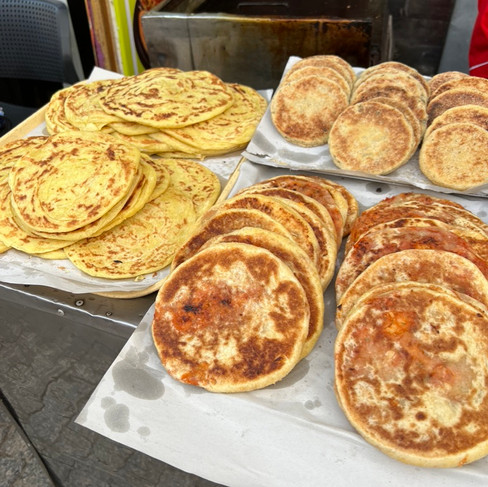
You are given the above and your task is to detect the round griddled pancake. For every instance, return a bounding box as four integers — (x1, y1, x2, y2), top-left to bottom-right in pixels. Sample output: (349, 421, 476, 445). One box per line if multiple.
(64, 79, 123, 131)
(45, 85, 79, 134)
(152, 242, 310, 392)
(285, 55, 355, 88)
(244, 175, 345, 244)
(346, 192, 488, 253)
(200, 227, 324, 358)
(99, 68, 235, 129)
(336, 249, 488, 328)
(429, 76, 488, 100)
(163, 83, 267, 153)
(348, 217, 488, 263)
(9, 131, 141, 235)
(64, 187, 197, 279)
(282, 65, 351, 97)
(157, 158, 221, 217)
(424, 104, 488, 140)
(356, 61, 429, 97)
(329, 101, 416, 175)
(419, 122, 488, 190)
(336, 225, 488, 300)
(270, 74, 349, 147)
(426, 88, 488, 125)
(171, 208, 295, 270)
(428, 70, 468, 96)
(335, 282, 488, 467)
(202, 194, 321, 269)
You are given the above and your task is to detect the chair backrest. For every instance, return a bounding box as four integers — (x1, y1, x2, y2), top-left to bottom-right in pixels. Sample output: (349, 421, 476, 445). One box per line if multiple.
(0, 0, 79, 85)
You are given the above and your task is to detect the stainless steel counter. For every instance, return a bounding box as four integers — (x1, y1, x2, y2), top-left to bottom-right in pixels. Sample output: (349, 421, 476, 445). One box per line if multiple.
(0, 283, 221, 486)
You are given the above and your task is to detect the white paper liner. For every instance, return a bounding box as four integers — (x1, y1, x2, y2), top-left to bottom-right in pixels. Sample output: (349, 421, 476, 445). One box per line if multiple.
(243, 56, 488, 198)
(77, 160, 488, 486)
(0, 68, 268, 294)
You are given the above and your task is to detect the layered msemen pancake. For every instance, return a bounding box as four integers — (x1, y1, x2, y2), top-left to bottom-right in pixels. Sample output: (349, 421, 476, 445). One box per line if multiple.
(64, 187, 197, 279)
(9, 131, 140, 235)
(152, 242, 310, 392)
(335, 226, 488, 300)
(99, 68, 235, 129)
(199, 227, 324, 358)
(336, 249, 488, 328)
(335, 282, 488, 467)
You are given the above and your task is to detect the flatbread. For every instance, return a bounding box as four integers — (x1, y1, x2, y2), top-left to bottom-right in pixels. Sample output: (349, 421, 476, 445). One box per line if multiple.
(428, 71, 468, 97)
(419, 122, 488, 190)
(336, 249, 488, 328)
(336, 225, 488, 300)
(163, 83, 267, 152)
(9, 131, 141, 235)
(199, 227, 324, 358)
(329, 101, 416, 175)
(335, 282, 488, 467)
(99, 68, 236, 129)
(152, 242, 310, 392)
(171, 208, 295, 270)
(270, 74, 349, 147)
(64, 187, 197, 279)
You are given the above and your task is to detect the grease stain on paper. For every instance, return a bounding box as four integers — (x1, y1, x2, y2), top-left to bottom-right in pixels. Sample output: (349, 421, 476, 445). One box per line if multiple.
(112, 359, 164, 400)
(102, 398, 130, 433)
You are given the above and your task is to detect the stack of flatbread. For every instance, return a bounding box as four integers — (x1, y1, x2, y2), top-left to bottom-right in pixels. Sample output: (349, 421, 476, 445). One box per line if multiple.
(334, 192, 488, 467)
(0, 132, 220, 279)
(419, 75, 488, 190)
(151, 174, 358, 392)
(45, 68, 267, 159)
(270, 55, 355, 147)
(329, 61, 429, 175)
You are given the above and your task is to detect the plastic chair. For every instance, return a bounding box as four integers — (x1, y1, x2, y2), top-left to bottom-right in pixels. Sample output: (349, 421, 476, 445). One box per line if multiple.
(0, 0, 80, 131)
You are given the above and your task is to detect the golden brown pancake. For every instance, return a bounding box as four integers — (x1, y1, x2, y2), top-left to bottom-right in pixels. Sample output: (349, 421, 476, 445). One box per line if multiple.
(64, 187, 197, 279)
(282, 65, 351, 97)
(199, 227, 324, 358)
(335, 281, 488, 467)
(9, 131, 141, 235)
(353, 71, 428, 105)
(345, 192, 488, 253)
(429, 75, 488, 100)
(336, 249, 488, 328)
(152, 242, 310, 392)
(356, 61, 429, 97)
(329, 101, 416, 175)
(64, 79, 122, 131)
(171, 208, 295, 270)
(243, 175, 345, 245)
(426, 88, 488, 125)
(336, 225, 488, 300)
(45, 85, 79, 134)
(423, 104, 488, 140)
(428, 70, 468, 96)
(270, 74, 349, 147)
(419, 122, 488, 190)
(99, 68, 235, 129)
(204, 194, 321, 269)
(286, 55, 355, 88)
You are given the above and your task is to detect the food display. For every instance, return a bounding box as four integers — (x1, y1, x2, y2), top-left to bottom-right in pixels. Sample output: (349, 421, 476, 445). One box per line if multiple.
(151, 174, 358, 392)
(419, 75, 488, 190)
(335, 192, 488, 467)
(0, 132, 220, 279)
(45, 67, 267, 159)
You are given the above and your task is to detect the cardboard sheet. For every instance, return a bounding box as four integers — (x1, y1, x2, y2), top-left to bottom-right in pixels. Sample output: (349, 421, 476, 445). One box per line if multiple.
(77, 160, 488, 486)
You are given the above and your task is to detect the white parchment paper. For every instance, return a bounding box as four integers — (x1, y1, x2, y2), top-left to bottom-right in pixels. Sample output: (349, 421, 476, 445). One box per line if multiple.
(77, 160, 488, 486)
